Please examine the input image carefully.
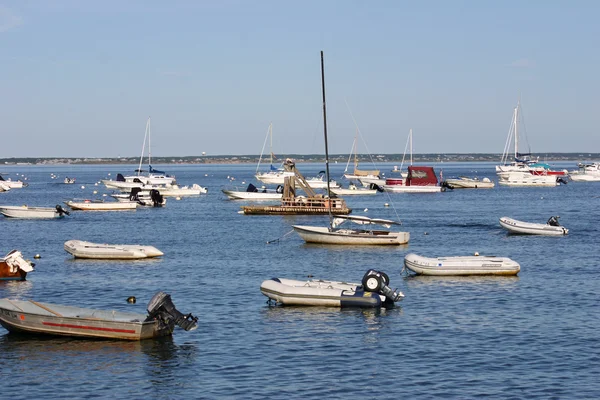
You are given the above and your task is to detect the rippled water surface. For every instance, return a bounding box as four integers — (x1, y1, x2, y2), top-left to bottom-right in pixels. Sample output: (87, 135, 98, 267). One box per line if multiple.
(1, 162, 599, 399)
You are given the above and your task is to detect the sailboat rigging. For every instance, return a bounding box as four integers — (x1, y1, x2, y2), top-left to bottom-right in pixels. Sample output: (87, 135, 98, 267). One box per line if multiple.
(292, 51, 409, 245)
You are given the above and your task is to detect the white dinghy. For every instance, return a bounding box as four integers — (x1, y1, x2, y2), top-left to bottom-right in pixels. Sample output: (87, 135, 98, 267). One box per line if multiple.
(404, 253, 520, 276)
(65, 199, 138, 211)
(261, 270, 404, 308)
(499, 216, 568, 236)
(0, 205, 70, 219)
(64, 240, 164, 259)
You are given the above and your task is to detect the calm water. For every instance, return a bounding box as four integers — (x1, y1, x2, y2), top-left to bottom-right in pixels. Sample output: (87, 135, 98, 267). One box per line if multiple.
(1, 161, 599, 399)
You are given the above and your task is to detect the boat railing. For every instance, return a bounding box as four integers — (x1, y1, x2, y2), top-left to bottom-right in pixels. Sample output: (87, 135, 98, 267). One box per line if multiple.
(281, 197, 346, 209)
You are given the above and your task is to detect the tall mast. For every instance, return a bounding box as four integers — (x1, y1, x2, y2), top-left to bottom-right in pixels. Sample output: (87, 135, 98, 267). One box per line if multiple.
(137, 117, 150, 176)
(409, 128, 413, 165)
(148, 117, 152, 168)
(514, 102, 519, 159)
(269, 122, 273, 166)
(320, 51, 332, 221)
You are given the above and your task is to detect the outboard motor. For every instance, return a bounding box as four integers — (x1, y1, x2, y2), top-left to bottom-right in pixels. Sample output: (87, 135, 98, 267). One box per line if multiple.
(276, 185, 283, 194)
(246, 183, 258, 193)
(149, 189, 163, 207)
(55, 204, 70, 216)
(146, 292, 198, 331)
(129, 187, 142, 201)
(547, 215, 560, 226)
(116, 173, 126, 182)
(369, 183, 384, 192)
(361, 269, 404, 304)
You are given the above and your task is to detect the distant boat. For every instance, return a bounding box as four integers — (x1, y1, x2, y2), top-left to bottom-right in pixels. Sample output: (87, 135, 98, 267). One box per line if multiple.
(499, 216, 568, 236)
(1, 250, 35, 281)
(222, 183, 283, 200)
(442, 176, 495, 189)
(64, 240, 164, 259)
(63, 177, 76, 184)
(0, 174, 27, 189)
(0, 205, 70, 219)
(569, 162, 600, 182)
(383, 166, 443, 193)
(330, 183, 378, 196)
(0, 291, 198, 340)
(260, 269, 404, 307)
(404, 253, 520, 276)
(65, 199, 138, 211)
(342, 131, 380, 180)
(497, 171, 561, 187)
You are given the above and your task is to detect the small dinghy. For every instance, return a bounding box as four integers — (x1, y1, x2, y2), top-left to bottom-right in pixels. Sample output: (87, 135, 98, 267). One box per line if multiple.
(0, 205, 70, 219)
(1, 250, 35, 281)
(65, 199, 137, 211)
(404, 253, 520, 276)
(260, 270, 404, 308)
(499, 216, 568, 236)
(0, 291, 197, 340)
(64, 240, 164, 259)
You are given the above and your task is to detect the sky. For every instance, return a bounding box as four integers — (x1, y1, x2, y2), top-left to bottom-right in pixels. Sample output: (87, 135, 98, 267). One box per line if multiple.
(1, 0, 599, 158)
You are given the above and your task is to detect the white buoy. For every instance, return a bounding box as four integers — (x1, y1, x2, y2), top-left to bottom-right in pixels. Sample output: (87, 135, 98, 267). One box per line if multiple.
(34, 254, 41, 259)
(364, 208, 368, 212)
(94, 183, 98, 186)
(424, 232, 428, 235)
(93, 190, 97, 194)
(108, 173, 111, 176)
(102, 194, 107, 197)
(474, 252, 480, 256)
(384, 203, 389, 207)
(81, 185, 85, 189)
(176, 196, 181, 200)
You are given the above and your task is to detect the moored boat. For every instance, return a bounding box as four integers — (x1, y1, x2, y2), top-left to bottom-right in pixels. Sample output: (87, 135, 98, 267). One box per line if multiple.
(222, 183, 283, 200)
(64, 240, 164, 259)
(65, 199, 138, 211)
(403, 253, 520, 276)
(382, 166, 443, 193)
(1, 250, 35, 281)
(260, 270, 404, 307)
(0, 205, 70, 219)
(0, 291, 197, 340)
(442, 176, 495, 189)
(499, 216, 568, 236)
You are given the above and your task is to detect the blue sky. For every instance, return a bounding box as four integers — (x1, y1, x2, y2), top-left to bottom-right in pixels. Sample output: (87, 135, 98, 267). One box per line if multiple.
(1, 1, 599, 158)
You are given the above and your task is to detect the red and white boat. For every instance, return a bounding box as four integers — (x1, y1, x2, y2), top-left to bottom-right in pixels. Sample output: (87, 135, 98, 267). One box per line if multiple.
(383, 166, 443, 193)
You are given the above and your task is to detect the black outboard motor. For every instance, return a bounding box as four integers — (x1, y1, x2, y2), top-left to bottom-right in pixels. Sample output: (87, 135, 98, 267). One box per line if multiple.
(246, 183, 258, 193)
(129, 187, 142, 201)
(369, 183, 384, 192)
(55, 204, 70, 216)
(149, 189, 163, 207)
(276, 185, 283, 193)
(361, 269, 404, 304)
(547, 215, 560, 226)
(116, 173, 126, 182)
(146, 292, 198, 331)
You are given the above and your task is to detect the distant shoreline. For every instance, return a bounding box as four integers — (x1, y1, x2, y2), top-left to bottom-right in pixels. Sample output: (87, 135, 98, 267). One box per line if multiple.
(2, 153, 599, 166)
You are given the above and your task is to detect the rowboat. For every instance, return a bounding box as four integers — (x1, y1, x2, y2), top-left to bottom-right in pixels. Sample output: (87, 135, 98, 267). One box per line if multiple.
(499, 216, 568, 236)
(260, 270, 404, 308)
(0, 291, 197, 340)
(64, 240, 164, 259)
(403, 253, 520, 276)
(1, 250, 35, 281)
(65, 200, 137, 211)
(0, 205, 70, 219)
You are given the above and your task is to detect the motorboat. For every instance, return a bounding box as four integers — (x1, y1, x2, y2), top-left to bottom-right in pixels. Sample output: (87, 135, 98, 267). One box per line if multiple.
(293, 215, 409, 245)
(260, 269, 404, 308)
(65, 199, 138, 211)
(304, 172, 341, 189)
(442, 176, 495, 189)
(155, 184, 207, 196)
(330, 183, 378, 196)
(382, 166, 443, 193)
(0, 175, 27, 189)
(222, 183, 283, 200)
(497, 171, 560, 187)
(63, 177, 76, 184)
(0, 291, 197, 340)
(1, 250, 35, 281)
(0, 205, 70, 219)
(111, 188, 166, 207)
(569, 162, 600, 182)
(403, 253, 520, 276)
(499, 216, 568, 236)
(64, 240, 164, 259)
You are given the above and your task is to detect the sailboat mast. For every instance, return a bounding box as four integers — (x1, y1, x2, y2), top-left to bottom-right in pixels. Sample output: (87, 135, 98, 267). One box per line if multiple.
(514, 103, 518, 159)
(410, 128, 413, 165)
(148, 117, 152, 169)
(269, 122, 273, 166)
(320, 51, 332, 218)
(138, 117, 150, 176)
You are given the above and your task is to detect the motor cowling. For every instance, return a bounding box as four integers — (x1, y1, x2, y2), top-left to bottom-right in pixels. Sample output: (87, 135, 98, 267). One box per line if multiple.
(146, 292, 198, 331)
(361, 269, 404, 303)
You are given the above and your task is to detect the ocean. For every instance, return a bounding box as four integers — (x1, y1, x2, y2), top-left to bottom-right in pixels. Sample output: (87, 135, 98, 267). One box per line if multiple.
(1, 161, 599, 399)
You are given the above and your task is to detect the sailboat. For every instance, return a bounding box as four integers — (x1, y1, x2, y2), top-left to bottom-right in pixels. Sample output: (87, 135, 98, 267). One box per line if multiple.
(495, 101, 567, 181)
(342, 131, 380, 180)
(254, 123, 294, 185)
(292, 51, 409, 245)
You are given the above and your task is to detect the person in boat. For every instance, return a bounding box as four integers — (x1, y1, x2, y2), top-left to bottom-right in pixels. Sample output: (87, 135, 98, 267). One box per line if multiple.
(547, 216, 560, 226)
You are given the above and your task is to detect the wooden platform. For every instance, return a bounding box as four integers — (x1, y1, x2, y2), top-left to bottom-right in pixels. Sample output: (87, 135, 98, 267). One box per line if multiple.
(241, 205, 351, 215)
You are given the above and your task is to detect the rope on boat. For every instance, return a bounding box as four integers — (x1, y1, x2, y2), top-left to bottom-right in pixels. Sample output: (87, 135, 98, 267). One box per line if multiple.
(266, 229, 295, 244)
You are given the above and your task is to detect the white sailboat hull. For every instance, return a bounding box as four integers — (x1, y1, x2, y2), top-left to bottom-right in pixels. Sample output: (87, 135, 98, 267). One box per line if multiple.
(404, 253, 520, 276)
(497, 172, 558, 187)
(65, 200, 137, 211)
(499, 217, 568, 236)
(293, 225, 409, 245)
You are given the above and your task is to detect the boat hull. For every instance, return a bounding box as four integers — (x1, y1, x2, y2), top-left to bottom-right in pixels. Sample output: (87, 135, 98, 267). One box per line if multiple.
(0, 206, 62, 219)
(443, 178, 495, 189)
(65, 201, 137, 211)
(404, 253, 520, 276)
(260, 278, 385, 307)
(0, 299, 169, 340)
(293, 225, 409, 245)
(64, 240, 164, 259)
(383, 185, 442, 193)
(221, 189, 282, 200)
(330, 187, 377, 196)
(499, 217, 568, 236)
(0, 250, 34, 281)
